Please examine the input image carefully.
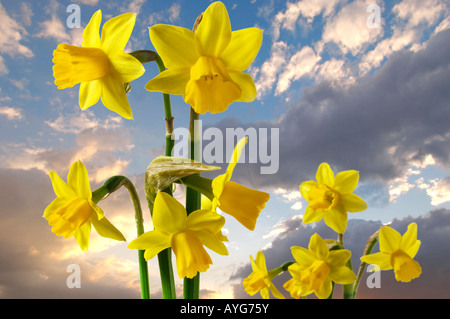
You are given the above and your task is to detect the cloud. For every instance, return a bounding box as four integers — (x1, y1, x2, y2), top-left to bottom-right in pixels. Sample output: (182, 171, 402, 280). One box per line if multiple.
(0, 106, 24, 121)
(0, 3, 33, 58)
(231, 208, 450, 298)
(35, 14, 71, 43)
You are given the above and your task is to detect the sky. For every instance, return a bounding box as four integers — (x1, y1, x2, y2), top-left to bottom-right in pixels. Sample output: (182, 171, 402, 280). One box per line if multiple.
(0, 0, 449, 299)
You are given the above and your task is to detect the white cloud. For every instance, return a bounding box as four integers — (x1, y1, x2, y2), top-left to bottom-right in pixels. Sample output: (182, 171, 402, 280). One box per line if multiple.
(35, 14, 71, 43)
(423, 177, 450, 206)
(276, 45, 321, 94)
(315, 58, 355, 87)
(0, 106, 24, 121)
(393, 0, 447, 28)
(0, 3, 33, 58)
(321, 0, 384, 56)
(124, 0, 146, 15)
(45, 111, 123, 134)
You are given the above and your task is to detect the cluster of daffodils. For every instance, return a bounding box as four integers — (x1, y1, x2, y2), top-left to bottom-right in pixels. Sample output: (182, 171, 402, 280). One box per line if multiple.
(44, 1, 422, 299)
(243, 163, 422, 299)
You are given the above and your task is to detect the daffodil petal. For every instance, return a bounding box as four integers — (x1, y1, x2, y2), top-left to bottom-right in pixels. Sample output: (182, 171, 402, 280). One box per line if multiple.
(400, 222, 418, 252)
(329, 265, 356, 285)
(323, 206, 348, 234)
(316, 162, 334, 186)
(79, 80, 101, 110)
(90, 211, 126, 242)
(82, 10, 101, 47)
(316, 278, 333, 299)
(128, 230, 171, 260)
(291, 246, 316, 266)
(149, 25, 200, 69)
(255, 251, 267, 271)
(302, 205, 323, 224)
(309, 233, 329, 260)
(360, 251, 392, 270)
(109, 52, 145, 83)
(221, 28, 263, 71)
(153, 192, 186, 233)
(186, 209, 225, 234)
(300, 180, 318, 202)
(228, 70, 257, 102)
(195, 1, 231, 57)
(327, 249, 351, 267)
(49, 170, 77, 200)
(100, 12, 136, 54)
(43, 197, 65, 218)
(74, 221, 91, 252)
(100, 72, 133, 120)
(67, 160, 91, 199)
(226, 136, 247, 177)
(145, 68, 190, 95)
(379, 226, 401, 253)
(195, 229, 228, 256)
(340, 193, 367, 212)
(333, 170, 359, 194)
(270, 284, 285, 299)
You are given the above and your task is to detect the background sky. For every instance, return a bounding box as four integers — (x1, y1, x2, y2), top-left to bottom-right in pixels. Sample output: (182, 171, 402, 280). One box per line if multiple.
(0, 0, 449, 299)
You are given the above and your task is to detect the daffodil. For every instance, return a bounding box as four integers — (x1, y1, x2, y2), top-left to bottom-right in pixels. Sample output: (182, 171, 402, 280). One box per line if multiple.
(300, 163, 367, 234)
(360, 223, 422, 282)
(145, 1, 262, 114)
(52, 10, 145, 119)
(43, 160, 126, 252)
(210, 137, 270, 231)
(243, 251, 285, 299)
(284, 233, 356, 299)
(128, 192, 228, 279)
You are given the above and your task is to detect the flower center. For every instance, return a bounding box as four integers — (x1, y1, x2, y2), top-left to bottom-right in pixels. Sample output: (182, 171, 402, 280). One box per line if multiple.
(300, 260, 331, 292)
(309, 184, 340, 211)
(243, 271, 268, 295)
(390, 249, 422, 282)
(185, 56, 241, 114)
(53, 44, 110, 89)
(48, 197, 92, 238)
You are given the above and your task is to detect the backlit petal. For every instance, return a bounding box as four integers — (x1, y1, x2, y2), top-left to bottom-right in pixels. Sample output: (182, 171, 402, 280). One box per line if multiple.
(195, 1, 231, 57)
(300, 180, 318, 202)
(100, 72, 133, 120)
(186, 209, 225, 234)
(333, 170, 359, 194)
(128, 230, 171, 260)
(329, 265, 356, 285)
(228, 70, 257, 102)
(79, 80, 101, 110)
(340, 193, 367, 212)
(400, 223, 419, 253)
(291, 246, 316, 267)
(100, 12, 136, 53)
(153, 192, 186, 233)
(67, 160, 91, 199)
(323, 206, 348, 234)
(316, 162, 334, 186)
(82, 10, 101, 48)
(302, 205, 324, 223)
(49, 170, 77, 200)
(220, 28, 263, 71)
(109, 52, 145, 83)
(327, 250, 351, 267)
(145, 68, 190, 95)
(309, 233, 329, 260)
(379, 226, 401, 253)
(149, 25, 200, 69)
(360, 251, 392, 270)
(74, 222, 91, 252)
(90, 211, 126, 242)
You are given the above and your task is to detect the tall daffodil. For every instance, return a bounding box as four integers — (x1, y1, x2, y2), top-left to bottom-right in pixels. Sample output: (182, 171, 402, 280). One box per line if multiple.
(300, 163, 367, 234)
(361, 223, 422, 282)
(243, 251, 285, 299)
(43, 160, 126, 252)
(128, 192, 228, 279)
(52, 10, 145, 119)
(209, 137, 270, 231)
(145, 1, 262, 114)
(284, 233, 356, 299)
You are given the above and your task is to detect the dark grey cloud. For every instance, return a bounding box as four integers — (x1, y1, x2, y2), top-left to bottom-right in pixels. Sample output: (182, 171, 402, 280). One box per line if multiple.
(231, 208, 450, 299)
(202, 29, 450, 195)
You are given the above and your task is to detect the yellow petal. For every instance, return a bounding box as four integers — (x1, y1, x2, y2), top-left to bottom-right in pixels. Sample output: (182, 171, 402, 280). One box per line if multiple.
(226, 136, 247, 178)
(79, 80, 101, 110)
(74, 221, 91, 252)
(67, 160, 91, 199)
(327, 249, 351, 267)
(400, 223, 420, 255)
(228, 70, 257, 102)
(43, 197, 65, 219)
(149, 25, 200, 69)
(100, 72, 133, 120)
(255, 251, 267, 271)
(308, 233, 329, 260)
(49, 170, 77, 200)
(100, 12, 136, 54)
(195, 1, 231, 57)
(220, 28, 263, 71)
(82, 10, 101, 48)
(186, 209, 225, 234)
(323, 206, 348, 234)
(316, 162, 334, 186)
(360, 251, 392, 270)
(153, 192, 186, 233)
(328, 265, 356, 285)
(340, 193, 367, 212)
(109, 52, 145, 83)
(333, 170, 359, 194)
(90, 210, 126, 242)
(128, 230, 171, 260)
(299, 180, 318, 202)
(194, 229, 229, 256)
(379, 226, 401, 253)
(315, 278, 333, 299)
(302, 205, 324, 224)
(291, 246, 316, 267)
(145, 67, 191, 95)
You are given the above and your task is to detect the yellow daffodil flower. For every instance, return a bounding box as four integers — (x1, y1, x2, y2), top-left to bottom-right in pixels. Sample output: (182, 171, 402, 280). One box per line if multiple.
(209, 137, 270, 231)
(243, 251, 285, 299)
(361, 223, 422, 282)
(284, 233, 356, 299)
(300, 163, 367, 234)
(43, 160, 126, 252)
(128, 192, 228, 279)
(52, 10, 145, 119)
(145, 1, 262, 114)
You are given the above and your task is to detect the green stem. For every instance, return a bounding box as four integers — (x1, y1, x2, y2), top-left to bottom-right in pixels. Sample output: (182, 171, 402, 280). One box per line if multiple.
(184, 108, 201, 299)
(337, 233, 355, 299)
(152, 54, 176, 299)
(93, 176, 150, 299)
(352, 229, 380, 298)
